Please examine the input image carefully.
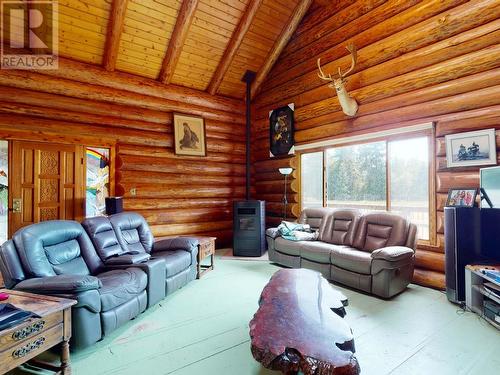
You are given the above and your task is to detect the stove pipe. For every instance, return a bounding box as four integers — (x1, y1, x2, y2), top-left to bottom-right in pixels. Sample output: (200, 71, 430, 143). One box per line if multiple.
(242, 70, 256, 201)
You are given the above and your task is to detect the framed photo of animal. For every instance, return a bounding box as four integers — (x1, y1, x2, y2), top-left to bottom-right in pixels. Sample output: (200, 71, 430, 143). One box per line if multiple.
(269, 103, 295, 158)
(173, 113, 206, 157)
(445, 129, 497, 168)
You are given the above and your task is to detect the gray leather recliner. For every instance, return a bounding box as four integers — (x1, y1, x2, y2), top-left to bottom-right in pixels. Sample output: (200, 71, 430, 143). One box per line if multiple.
(267, 208, 417, 298)
(106, 212, 198, 296)
(0, 220, 148, 350)
(82, 216, 166, 308)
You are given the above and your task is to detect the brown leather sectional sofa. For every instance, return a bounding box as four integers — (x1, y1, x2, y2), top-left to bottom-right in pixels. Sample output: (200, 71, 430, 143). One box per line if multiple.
(266, 208, 417, 298)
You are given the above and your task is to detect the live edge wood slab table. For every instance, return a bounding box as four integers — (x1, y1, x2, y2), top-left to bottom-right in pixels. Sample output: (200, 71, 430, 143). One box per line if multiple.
(0, 289, 76, 374)
(249, 269, 360, 375)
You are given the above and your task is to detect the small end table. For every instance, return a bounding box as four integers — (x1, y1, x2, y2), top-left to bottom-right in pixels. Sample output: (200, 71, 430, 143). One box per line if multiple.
(193, 236, 216, 279)
(0, 289, 76, 374)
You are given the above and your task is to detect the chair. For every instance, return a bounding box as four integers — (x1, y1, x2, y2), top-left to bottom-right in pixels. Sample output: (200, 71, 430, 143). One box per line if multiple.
(87, 212, 198, 296)
(82, 216, 166, 308)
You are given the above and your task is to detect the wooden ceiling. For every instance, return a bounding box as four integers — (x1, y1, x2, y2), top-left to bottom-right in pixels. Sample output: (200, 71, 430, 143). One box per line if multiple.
(50, 0, 312, 99)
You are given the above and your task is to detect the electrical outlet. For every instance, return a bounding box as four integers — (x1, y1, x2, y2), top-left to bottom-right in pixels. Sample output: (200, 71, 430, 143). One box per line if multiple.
(130, 188, 137, 196)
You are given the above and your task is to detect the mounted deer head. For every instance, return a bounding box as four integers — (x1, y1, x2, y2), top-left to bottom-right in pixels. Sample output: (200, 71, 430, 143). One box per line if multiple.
(317, 44, 359, 117)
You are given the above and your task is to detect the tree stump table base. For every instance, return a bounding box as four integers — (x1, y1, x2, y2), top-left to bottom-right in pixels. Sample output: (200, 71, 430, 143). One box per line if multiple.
(249, 269, 360, 375)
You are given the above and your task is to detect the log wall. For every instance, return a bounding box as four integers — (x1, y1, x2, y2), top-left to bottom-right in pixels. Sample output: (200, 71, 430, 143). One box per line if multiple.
(0, 58, 246, 247)
(251, 0, 500, 289)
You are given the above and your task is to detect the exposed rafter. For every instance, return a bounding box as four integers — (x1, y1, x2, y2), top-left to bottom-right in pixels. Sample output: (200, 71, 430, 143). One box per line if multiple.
(251, 0, 314, 99)
(314, 0, 334, 6)
(207, 0, 263, 95)
(103, 0, 129, 72)
(158, 0, 200, 84)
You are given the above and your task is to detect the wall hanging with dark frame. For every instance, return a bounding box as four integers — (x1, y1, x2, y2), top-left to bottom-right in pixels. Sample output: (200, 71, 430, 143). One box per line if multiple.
(269, 103, 295, 158)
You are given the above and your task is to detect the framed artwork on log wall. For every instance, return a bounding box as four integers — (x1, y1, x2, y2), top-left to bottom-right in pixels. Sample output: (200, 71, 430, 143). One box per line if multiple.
(269, 103, 295, 157)
(445, 129, 497, 168)
(173, 113, 207, 157)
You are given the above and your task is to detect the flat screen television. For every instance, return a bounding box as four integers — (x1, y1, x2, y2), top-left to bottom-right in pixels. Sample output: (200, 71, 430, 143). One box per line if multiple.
(480, 166, 500, 208)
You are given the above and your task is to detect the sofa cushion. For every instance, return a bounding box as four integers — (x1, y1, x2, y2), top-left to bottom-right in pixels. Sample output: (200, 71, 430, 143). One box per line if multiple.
(330, 246, 372, 275)
(97, 268, 147, 312)
(298, 207, 334, 231)
(319, 209, 359, 246)
(275, 237, 303, 256)
(300, 242, 334, 263)
(353, 213, 409, 252)
(153, 250, 191, 278)
(82, 216, 123, 260)
(13, 220, 101, 277)
(109, 212, 154, 254)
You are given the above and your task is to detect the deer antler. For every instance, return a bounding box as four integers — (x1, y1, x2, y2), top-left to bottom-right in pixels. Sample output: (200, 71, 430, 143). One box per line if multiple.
(317, 58, 333, 82)
(339, 43, 357, 78)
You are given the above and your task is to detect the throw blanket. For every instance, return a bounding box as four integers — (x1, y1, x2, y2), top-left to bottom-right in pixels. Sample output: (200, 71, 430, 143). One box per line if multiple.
(278, 221, 318, 241)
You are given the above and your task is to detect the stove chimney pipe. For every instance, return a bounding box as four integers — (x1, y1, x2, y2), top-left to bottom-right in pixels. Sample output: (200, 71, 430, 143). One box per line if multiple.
(242, 70, 256, 201)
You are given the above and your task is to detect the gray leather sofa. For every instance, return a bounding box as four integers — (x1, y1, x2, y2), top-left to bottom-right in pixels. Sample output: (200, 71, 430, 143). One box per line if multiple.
(0, 220, 148, 350)
(266, 208, 417, 298)
(0, 212, 199, 350)
(83, 212, 198, 297)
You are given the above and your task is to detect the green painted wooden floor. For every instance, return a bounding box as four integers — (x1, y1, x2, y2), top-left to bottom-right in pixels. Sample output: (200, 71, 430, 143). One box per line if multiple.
(13, 252, 500, 375)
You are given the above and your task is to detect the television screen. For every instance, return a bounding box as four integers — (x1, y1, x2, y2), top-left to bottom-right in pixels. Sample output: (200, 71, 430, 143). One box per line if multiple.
(480, 166, 500, 208)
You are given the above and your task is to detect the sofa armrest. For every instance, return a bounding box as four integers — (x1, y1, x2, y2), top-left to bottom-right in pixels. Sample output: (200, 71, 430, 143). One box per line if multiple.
(153, 237, 198, 254)
(266, 228, 280, 239)
(104, 253, 151, 266)
(14, 275, 102, 294)
(371, 246, 414, 262)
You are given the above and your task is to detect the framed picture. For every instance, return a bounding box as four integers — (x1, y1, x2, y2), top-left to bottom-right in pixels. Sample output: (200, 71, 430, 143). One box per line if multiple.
(269, 103, 294, 157)
(446, 188, 477, 207)
(445, 129, 497, 168)
(173, 113, 206, 157)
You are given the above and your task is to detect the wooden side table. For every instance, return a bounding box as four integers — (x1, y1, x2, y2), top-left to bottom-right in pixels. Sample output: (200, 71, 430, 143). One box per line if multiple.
(194, 236, 216, 279)
(0, 289, 76, 374)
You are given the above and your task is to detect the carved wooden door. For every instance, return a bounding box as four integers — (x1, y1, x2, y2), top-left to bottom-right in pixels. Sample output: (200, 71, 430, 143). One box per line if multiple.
(10, 141, 85, 236)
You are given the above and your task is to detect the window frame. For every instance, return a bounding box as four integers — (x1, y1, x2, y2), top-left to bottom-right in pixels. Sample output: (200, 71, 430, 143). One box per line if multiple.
(298, 129, 436, 246)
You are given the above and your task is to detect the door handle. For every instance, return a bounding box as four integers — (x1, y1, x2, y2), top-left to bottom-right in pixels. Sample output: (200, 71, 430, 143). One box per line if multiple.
(12, 198, 22, 213)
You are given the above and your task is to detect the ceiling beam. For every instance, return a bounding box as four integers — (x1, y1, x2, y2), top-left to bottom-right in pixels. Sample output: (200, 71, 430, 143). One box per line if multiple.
(314, 0, 332, 6)
(207, 0, 263, 95)
(158, 0, 200, 84)
(103, 0, 129, 71)
(251, 0, 314, 99)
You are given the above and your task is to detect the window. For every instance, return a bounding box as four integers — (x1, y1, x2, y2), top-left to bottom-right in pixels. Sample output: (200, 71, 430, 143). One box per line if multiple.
(301, 136, 431, 241)
(301, 152, 323, 209)
(86, 147, 110, 217)
(389, 138, 429, 240)
(326, 141, 386, 211)
(0, 140, 7, 243)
